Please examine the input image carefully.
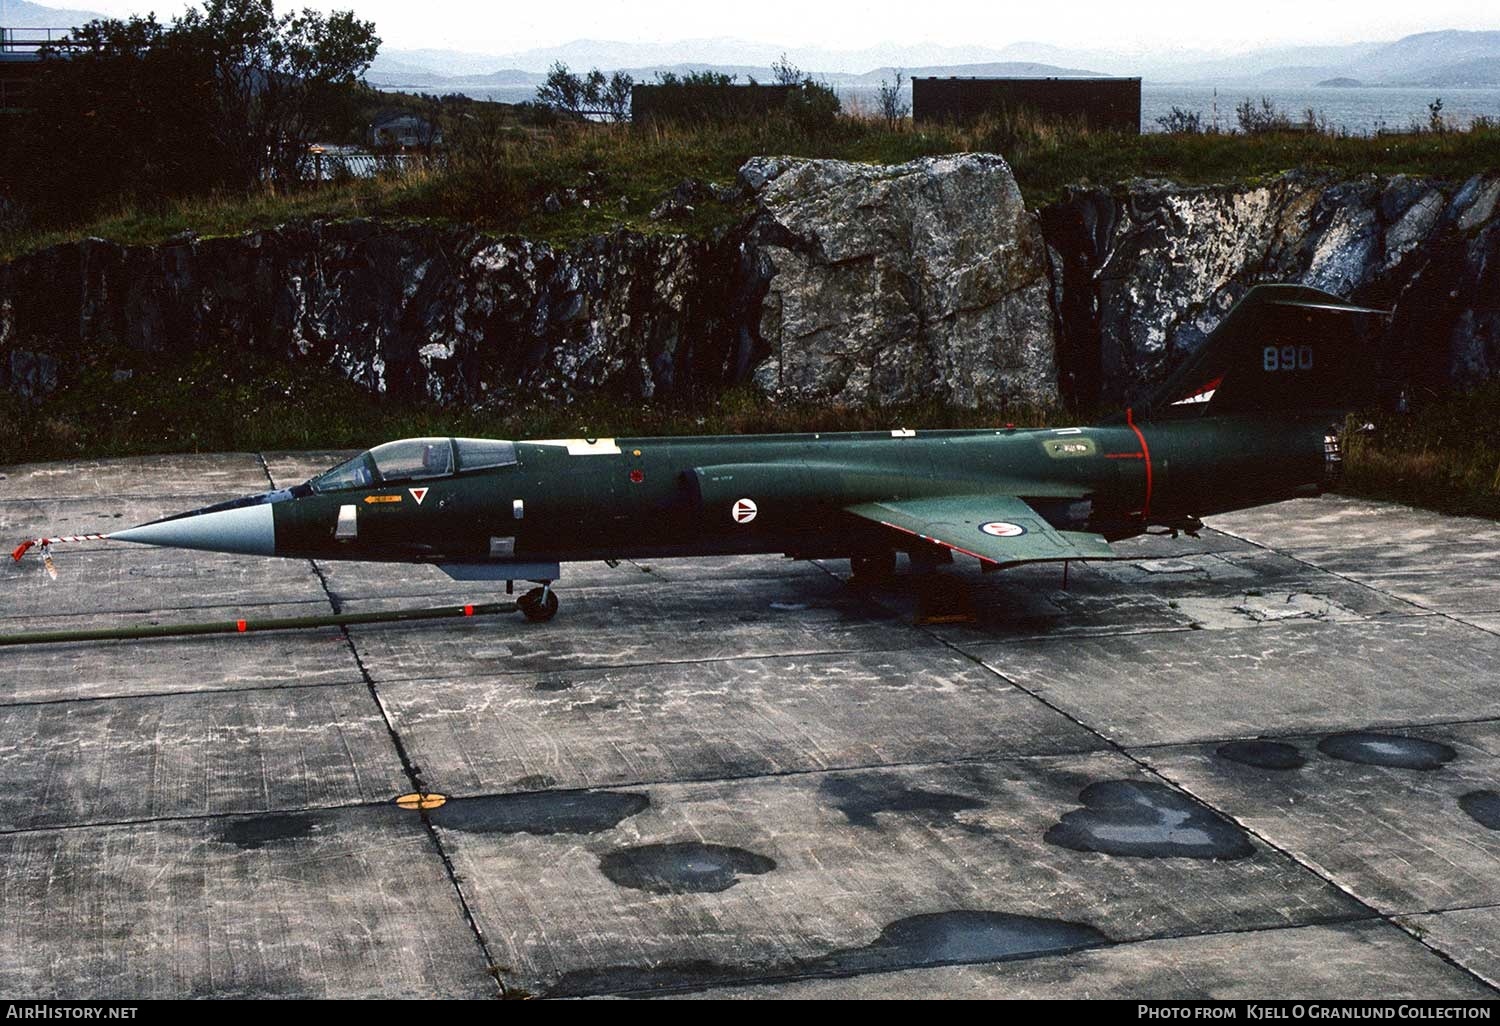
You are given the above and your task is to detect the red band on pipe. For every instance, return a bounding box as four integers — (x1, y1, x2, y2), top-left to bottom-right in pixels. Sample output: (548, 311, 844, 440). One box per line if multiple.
(463, 604, 474, 617)
(236, 620, 248, 633)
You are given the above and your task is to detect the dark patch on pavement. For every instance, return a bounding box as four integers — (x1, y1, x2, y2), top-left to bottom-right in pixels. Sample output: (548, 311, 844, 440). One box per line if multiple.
(1459, 790, 1500, 830)
(431, 790, 648, 836)
(544, 909, 1110, 997)
(512, 774, 557, 790)
(1317, 732, 1456, 770)
(1045, 780, 1255, 860)
(598, 842, 776, 894)
(533, 679, 573, 692)
(1217, 740, 1307, 770)
(217, 812, 321, 849)
(820, 773, 988, 830)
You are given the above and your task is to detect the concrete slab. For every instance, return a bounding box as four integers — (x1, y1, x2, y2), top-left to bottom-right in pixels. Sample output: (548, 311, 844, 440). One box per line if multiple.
(1, 453, 271, 499)
(976, 617, 1500, 747)
(675, 920, 1493, 999)
(437, 754, 1362, 998)
(345, 573, 940, 678)
(1, 494, 225, 543)
(1398, 909, 1500, 990)
(1141, 720, 1500, 916)
(1, 545, 329, 620)
(0, 684, 408, 832)
(0, 612, 360, 704)
(313, 553, 825, 606)
(3, 456, 1497, 999)
(1211, 496, 1500, 615)
(380, 649, 1104, 795)
(0, 805, 494, 998)
(1456, 611, 1500, 637)
(855, 560, 1198, 641)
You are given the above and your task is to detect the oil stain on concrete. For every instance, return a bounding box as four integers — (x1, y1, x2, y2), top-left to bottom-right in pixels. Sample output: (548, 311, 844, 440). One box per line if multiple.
(1045, 780, 1255, 860)
(543, 909, 1110, 997)
(598, 842, 776, 894)
(1459, 790, 1500, 830)
(430, 790, 649, 836)
(1216, 740, 1307, 771)
(216, 812, 323, 849)
(819, 773, 988, 831)
(1317, 732, 1457, 770)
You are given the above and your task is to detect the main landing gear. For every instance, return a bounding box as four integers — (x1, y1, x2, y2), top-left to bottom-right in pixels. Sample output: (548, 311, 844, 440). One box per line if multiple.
(849, 550, 897, 584)
(517, 584, 559, 623)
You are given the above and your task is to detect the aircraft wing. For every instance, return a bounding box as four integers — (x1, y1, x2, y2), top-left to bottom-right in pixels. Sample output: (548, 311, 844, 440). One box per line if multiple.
(845, 494, 1120, 570)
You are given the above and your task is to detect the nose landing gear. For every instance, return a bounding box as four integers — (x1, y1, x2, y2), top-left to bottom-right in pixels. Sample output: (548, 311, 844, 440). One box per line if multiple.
(518, 584, 559, 623)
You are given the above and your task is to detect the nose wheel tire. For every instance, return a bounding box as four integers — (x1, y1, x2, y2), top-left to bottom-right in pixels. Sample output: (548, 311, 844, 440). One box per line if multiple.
(518, 586, 559, 623)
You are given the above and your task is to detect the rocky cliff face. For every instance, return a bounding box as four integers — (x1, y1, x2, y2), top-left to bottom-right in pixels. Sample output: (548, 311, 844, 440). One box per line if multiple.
(3, 156, 1499, 412)
(742, 154, 1058, 407)
(0, 154, 1063, 410)
(0, 222, 756, 405)
(1043, 171, 1500, 406)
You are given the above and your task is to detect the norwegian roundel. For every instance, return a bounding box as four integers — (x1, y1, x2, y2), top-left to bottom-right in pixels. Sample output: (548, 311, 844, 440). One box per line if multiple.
(979, 521, 1026, 538)
(732, 498, 759, 524)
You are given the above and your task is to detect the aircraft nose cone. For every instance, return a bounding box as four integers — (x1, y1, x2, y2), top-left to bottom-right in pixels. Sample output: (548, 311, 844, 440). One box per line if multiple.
(111, 502, 275, 556)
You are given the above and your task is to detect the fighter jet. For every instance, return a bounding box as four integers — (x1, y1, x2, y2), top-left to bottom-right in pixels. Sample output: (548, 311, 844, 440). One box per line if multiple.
(13, 285, 1384, 622)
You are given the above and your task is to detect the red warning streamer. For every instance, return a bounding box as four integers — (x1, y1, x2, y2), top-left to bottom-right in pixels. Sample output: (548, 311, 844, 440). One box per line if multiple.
(11, 534, 111, 562)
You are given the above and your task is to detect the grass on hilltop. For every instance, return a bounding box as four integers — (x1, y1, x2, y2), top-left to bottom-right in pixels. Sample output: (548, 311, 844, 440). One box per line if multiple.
(7, 111, 1500, 262)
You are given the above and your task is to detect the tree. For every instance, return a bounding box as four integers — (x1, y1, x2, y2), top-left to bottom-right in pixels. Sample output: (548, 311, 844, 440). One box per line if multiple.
(6, 15, 224, 222)
(877, 69, 909, 128)
(599, 71, 634, 122)
(536, 62, 589, 115)
(535, 62, 632, 121)
(176, 0, 378, 185)
(3, 0, 377, 221)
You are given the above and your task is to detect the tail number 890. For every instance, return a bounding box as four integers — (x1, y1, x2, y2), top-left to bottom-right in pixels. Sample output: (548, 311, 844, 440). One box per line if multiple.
(1264, 345, 1314, 371)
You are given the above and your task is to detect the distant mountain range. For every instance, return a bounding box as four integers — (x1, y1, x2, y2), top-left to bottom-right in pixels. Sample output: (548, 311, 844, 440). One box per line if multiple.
(364, 58, 1108, 92)
(369, 29, 1500, 92)
(0, 0, 108, 28)
(7, 3, 1499, 90)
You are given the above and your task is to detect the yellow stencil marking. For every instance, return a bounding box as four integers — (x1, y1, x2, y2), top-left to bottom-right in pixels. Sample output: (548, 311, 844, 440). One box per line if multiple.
(364, 494, 403, 504)
(395, 792, 447, 810)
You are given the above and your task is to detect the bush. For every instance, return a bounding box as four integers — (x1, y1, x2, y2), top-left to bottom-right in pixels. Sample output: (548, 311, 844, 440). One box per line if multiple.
(785, 80, 842, 132)
(1155, 106, 1203, 134)
(1235, 96, 1292, 134)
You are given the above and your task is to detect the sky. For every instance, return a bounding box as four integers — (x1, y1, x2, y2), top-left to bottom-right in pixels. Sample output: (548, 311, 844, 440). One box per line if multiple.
(25, 0, 1500, 55)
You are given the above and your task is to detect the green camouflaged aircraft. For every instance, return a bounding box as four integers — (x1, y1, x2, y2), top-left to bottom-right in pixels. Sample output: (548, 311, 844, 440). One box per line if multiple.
(23, 285, 1383, 622)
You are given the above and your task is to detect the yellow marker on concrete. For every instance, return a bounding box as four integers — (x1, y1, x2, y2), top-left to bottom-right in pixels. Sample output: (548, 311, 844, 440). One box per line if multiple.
(395, 792, 447, 811)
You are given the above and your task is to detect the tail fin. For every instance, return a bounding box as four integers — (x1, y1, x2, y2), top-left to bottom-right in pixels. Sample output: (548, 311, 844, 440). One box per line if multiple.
(1138, 285, 1387, 421)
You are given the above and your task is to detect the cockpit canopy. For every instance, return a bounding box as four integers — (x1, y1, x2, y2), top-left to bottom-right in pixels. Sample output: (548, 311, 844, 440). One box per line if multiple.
(308, 437, 518, 493)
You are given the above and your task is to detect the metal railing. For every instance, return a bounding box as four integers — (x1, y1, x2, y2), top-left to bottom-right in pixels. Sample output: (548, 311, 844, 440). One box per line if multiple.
(0, 27, 79, 55)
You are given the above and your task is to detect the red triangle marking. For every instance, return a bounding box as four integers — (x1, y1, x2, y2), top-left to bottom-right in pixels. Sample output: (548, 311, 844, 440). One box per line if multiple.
(409, 487, 429, 505)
